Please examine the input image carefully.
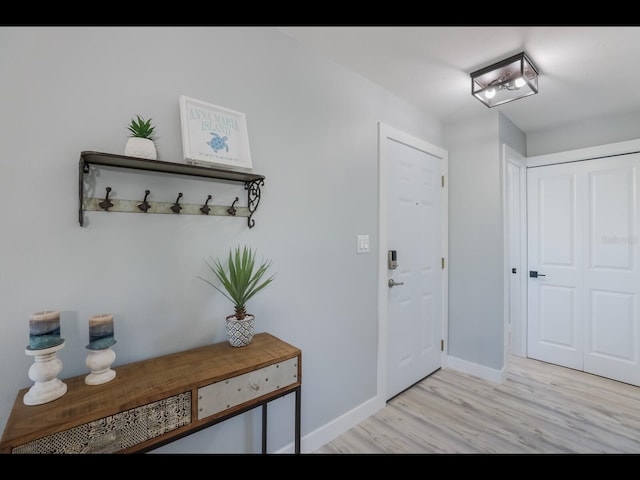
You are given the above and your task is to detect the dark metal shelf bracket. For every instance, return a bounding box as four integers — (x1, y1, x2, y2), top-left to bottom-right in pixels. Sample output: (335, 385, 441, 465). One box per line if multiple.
(246, 179, 264, 229)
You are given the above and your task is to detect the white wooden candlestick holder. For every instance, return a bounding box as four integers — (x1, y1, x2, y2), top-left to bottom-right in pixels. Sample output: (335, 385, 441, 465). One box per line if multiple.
(85, 347, 116, 385)
(23, 341, 67, 406)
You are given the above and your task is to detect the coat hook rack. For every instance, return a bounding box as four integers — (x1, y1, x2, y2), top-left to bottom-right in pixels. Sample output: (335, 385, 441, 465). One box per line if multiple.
(138, 190, 151, 213)
(228, 197, 239, 216)
(200, 195, 212, 215)
(171, 193, 183, 214)
(78, 152, 265, 227)
(99, 187, 114, 211)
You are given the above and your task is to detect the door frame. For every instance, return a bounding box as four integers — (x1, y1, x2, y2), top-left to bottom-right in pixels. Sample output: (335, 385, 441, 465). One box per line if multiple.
(377, 122, 448, 401)
(502, 144, 528, 358)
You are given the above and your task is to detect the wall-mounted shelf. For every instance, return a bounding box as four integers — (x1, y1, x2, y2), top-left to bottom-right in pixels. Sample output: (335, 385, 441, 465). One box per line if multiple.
(78, 151, 265, 228)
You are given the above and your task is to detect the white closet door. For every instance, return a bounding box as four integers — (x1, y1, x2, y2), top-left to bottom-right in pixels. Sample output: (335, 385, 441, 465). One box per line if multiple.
(527, 153, 640, 386)
(582, 155, 640, 386)
(527, 162, 584, 370)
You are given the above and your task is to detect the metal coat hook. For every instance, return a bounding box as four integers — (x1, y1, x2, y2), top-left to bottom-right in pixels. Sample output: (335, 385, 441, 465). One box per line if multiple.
(200, 195, 212, 215)
(138, 190, 151, 213)
(171, 193, 183, 214)
(227, 197, 239, 216)
(99, 187, 114, 211)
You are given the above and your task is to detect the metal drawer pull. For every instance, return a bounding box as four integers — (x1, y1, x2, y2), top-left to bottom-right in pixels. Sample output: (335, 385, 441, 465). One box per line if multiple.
(249, 381, 260, 391)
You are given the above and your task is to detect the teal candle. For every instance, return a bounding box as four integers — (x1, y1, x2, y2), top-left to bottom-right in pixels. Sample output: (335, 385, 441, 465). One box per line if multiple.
(28, 310, 63, 350)
(87, 314, 116, 350)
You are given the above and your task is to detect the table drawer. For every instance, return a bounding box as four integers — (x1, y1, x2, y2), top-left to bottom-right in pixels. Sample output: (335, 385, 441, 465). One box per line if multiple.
(12, 392, 191, 454)
(197, 356, 298, 421)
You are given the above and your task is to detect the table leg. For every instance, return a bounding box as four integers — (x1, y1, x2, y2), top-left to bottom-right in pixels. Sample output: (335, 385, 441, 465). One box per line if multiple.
(262, 403, 268, 454)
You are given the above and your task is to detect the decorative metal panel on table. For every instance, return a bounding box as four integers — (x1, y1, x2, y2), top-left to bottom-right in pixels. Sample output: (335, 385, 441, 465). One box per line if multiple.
(12, 392, 191, 454)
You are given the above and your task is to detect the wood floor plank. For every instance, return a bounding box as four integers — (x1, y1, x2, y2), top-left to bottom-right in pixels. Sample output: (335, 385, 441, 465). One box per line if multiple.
(314, 355, 640, 454)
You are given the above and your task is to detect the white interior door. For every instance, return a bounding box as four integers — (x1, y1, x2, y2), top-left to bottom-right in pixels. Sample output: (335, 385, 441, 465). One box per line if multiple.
(380, 124, 445, 400)
(527, 154, 640, 386)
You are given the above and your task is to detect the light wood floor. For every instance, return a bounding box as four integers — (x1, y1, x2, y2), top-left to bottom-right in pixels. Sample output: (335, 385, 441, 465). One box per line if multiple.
(314, 355, 640, 454)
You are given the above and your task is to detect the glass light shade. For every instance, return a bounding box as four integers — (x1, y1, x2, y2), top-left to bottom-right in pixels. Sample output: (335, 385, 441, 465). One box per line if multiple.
(471, 52, 539, 108)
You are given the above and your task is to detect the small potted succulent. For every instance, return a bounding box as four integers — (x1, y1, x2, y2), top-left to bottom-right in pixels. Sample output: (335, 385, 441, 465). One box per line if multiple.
(200, 245, 275, 347)
(124, 114, 157, 160)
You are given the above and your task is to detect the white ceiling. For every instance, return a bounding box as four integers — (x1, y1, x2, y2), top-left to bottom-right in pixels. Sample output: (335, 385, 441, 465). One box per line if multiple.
(275, 26, 640, 134)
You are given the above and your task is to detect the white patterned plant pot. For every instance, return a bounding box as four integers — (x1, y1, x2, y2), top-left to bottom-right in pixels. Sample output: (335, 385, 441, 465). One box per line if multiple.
(225, 315, 255, 347)
(124, 137, 157, 160)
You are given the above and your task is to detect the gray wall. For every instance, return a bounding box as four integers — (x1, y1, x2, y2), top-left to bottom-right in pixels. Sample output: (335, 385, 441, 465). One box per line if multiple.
(527, 111, 640, 156)
(0, 27, 443, 453)
(499, 113, 526, 157)
(443, 112, 505, 370)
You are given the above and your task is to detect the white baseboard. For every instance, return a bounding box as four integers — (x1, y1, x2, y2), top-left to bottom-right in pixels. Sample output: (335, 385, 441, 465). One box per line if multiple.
(444, 354, 506, 384)
(276, 394, 386, 454)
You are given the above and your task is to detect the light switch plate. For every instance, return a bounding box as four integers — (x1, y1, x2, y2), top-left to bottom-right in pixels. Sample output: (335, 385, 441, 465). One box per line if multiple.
(357, 234, 370, 254)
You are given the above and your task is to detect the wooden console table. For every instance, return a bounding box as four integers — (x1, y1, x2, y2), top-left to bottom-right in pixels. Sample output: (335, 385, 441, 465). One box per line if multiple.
(0, 333, 301, 454)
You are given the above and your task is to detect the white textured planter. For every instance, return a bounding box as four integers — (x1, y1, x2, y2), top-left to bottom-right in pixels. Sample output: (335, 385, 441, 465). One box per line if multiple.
(226, 315, 255, 347)
(124, 137, 157, 160)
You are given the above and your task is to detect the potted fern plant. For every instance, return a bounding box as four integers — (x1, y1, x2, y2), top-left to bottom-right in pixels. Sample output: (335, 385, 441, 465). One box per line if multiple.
(200, 245, 275, 347)
(124, 114, 157, 160)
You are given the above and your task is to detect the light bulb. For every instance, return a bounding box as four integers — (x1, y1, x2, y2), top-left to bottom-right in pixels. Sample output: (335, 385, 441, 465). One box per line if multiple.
(514, 77, 526, 88)
(484, 88, 496, 100)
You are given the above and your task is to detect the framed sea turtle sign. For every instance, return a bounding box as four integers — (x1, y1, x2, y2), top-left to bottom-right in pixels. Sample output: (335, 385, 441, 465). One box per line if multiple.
(179, 95, 253, 171)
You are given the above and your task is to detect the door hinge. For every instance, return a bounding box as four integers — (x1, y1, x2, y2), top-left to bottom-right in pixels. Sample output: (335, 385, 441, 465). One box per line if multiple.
(441, 257, 445, 269)
(440, 339, 444, 351)
(441, 175, 445, 188)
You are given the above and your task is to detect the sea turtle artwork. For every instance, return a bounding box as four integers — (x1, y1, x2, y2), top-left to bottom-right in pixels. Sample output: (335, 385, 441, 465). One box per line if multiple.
(208, 132, 229, 153)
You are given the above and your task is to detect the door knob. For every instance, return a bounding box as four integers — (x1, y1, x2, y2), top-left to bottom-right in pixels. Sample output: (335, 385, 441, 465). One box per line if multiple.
(388, 279, 404, 288)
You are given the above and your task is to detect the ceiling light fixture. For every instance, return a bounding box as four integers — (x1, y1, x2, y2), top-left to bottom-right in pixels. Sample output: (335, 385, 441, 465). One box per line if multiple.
(470, 51, 539, 108)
